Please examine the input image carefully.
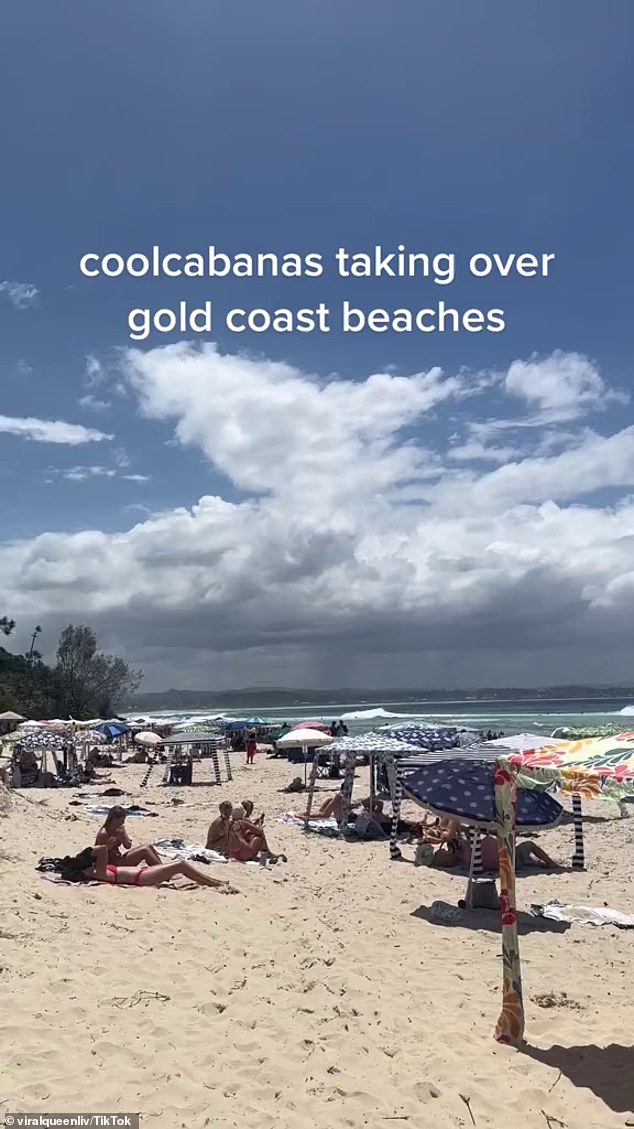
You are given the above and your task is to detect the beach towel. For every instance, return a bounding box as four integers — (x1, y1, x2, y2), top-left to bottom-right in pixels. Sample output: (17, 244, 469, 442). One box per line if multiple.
(85, 804, 158, 818)
(277, 811, 341, 836)
(530, 901, 634, 928)
(153, 838, 229, 864)
(153, 838, 270, 867)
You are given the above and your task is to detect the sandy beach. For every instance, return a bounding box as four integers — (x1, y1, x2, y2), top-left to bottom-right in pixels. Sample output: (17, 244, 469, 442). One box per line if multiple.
(1, 754, 632, 1129)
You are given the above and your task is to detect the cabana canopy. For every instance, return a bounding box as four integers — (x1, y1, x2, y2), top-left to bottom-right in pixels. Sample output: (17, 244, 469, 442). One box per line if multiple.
(402, 757, 563, 830)
(159, 730, 224, 745)
(511, 732, 634, 800)
(383, 725, 462, 750)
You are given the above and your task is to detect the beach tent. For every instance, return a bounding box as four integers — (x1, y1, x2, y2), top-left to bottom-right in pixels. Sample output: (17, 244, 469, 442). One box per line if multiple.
(96, 722, 129, 739)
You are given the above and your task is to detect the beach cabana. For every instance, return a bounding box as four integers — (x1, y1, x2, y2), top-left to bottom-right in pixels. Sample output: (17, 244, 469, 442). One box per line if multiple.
(509, 732, 634, 868)
(490, 745, 634, 1045)
(155, 730, 232, 787)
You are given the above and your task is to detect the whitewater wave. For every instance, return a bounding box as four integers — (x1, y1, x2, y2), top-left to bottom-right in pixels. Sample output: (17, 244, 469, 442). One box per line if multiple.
(618, 706, 634, 715)
(339, 707, 429, 721)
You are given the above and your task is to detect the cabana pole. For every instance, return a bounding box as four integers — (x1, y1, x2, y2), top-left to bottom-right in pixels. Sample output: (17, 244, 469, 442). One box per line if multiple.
(211, 746, 221, 785)
(493, 758, 525, 1045)
(338, 751, 356, 833)
(303, 751, 321, 830)
(223, 746, 233, 782)
(571, 793, 585, 870)
(382, 750, 403, 860)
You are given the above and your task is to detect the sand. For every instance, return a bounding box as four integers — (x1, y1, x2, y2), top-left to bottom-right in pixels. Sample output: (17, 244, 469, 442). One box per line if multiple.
(1, 755, 633, 1128)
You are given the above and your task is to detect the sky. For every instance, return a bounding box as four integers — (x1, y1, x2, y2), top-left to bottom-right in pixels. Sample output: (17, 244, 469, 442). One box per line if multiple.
(1, 0, 634, 692)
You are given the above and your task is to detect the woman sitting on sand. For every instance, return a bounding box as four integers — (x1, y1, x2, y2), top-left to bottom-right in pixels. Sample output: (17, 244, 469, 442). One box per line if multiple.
(241, 799, 264, 826)
(95, 805, 162, 868)
(53, 844, 238, 891)
(299, 787, 355, 822)
(227, 809, 286, 864)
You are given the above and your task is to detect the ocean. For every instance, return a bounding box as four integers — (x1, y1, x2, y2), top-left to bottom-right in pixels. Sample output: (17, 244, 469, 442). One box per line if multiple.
(134, 696, 634, 736)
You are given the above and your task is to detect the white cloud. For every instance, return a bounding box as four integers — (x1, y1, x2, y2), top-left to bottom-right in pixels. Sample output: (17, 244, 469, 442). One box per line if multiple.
(79, 394, 110, 412)
(2, 344, 634, 688)
(0, 281, 38, 309)
(47, 462, 150, 484)
(0, 415, 112, 445)
(504, 350, 626, 422)
(85, 354, 105, 388)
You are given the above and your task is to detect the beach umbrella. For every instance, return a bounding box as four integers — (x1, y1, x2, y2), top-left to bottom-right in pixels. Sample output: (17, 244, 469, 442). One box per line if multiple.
(0, 710, 24, 722)
(276, 727, 333, 784)
(290, 720, 331, 733)
(75, 729, 106, 744)
(134, 730, 162, 747)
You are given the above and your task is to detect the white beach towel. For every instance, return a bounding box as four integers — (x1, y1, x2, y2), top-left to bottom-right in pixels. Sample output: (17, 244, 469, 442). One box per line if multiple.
(531, 901, 634, 928)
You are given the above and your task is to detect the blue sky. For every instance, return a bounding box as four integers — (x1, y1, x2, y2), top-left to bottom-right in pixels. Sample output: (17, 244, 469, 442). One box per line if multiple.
(1, 2, 634, 690)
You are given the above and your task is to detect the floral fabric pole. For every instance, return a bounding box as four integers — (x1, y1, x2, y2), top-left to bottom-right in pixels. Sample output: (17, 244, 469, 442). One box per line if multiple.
(493, 758, 525, 1045)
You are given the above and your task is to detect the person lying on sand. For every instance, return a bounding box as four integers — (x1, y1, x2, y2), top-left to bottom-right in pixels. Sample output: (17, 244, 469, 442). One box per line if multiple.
(206, 801, 233, 853)
(74, 845, 238, 891)
(475, 835, 558, 872)
(95, 805, 162, 868)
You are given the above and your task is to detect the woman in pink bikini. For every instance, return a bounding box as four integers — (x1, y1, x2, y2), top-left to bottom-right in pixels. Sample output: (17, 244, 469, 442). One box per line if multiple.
(83, 844, 239, 891)
(95, 806, 162, 868)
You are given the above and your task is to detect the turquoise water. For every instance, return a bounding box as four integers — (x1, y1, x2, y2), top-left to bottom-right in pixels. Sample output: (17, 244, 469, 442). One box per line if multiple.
(134, 696, 634, 737)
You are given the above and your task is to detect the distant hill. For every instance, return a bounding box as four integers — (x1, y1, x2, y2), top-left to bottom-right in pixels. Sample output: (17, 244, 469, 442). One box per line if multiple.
(130, 685, 634, 711)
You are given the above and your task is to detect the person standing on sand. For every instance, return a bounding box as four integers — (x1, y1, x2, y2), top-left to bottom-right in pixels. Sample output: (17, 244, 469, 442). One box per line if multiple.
(95, 806, 162, 868)
(245, 729, 257, 765)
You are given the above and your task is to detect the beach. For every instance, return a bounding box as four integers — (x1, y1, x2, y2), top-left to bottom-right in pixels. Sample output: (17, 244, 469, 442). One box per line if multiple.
(1, 755, 633, 1129)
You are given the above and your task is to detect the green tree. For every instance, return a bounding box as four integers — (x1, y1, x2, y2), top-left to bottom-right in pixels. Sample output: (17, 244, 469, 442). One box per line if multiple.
(55, 624, 143, 718)
(1, 616, 16, 636)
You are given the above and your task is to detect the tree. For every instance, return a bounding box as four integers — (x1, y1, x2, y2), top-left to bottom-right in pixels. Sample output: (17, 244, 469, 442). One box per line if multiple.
(55, 624, 143, 718)
(1, 617, 15, 636)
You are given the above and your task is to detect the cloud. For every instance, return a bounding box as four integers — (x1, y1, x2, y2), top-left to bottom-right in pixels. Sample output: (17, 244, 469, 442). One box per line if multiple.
(0, 281, 38, 309)
(464, 353, 629, 452)
(79, 354, 112, 412)
(46, 463, 150, 484)
(504, 350, 627, 423)
(2, 344, 634, 689)
(0, 415, 112, 445)
(85, 354, 105, 388)
(79, 394, 110, 412)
